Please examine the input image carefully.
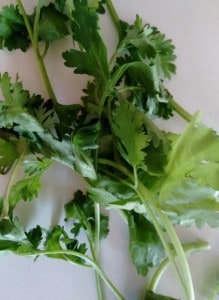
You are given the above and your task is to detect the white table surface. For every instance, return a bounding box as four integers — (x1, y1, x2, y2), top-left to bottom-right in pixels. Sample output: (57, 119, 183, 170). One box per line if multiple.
(0, 1, 219, 299)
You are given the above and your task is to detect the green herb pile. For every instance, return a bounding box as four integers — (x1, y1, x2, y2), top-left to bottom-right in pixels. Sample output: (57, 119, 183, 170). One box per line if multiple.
(0, 1, 218, 299)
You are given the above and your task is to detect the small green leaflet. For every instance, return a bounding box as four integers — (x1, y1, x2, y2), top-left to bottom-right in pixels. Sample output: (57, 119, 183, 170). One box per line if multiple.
(62, 0, 109, 81)
(9, 157, 53, 208)
(112, 102, 150, 169)
(128, 212, 165, 276)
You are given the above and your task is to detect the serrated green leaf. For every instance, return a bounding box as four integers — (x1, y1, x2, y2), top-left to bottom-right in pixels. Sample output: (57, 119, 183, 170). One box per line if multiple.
(62, 0, 109, 81)
(112, 102, 150, 168)
(124, 16, 176, 79)
(9, 174, 42, 208)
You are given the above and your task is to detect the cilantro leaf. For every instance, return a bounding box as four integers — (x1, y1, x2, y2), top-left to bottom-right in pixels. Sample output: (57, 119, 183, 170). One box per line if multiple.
(128, 212, 165, 276)
(112, 102, 150, 169)
(39, 4, 69, 42)
(124, 16, 176, 79)
(8, 156, 52, 209)
(62, 0, 109, 81)
(44, 225, 87, 265)
(0, 5, 30, 51)
(65, 190, 109, 239)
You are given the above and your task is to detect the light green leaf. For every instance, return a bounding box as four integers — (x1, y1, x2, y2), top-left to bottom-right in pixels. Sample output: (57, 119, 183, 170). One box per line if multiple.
(158, 114, 219, 227)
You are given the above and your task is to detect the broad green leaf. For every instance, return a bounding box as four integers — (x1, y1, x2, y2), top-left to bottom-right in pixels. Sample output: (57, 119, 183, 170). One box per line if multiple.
(128, 212, 165, 276)
(158, 114, 219, 227)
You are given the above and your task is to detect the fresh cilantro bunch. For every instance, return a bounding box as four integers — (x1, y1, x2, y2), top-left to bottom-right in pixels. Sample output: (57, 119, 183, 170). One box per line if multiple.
(0, 1, 218, 300)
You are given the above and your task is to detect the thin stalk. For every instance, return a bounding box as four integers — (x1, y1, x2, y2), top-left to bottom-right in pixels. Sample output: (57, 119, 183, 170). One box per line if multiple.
(16, 0, 57, 102)
(148, 241, 210, 292)
(18, 249, 124, 300)
(158, 211, 195, 300)
(170, 98, 193, 122)
(94, 202, 104, 300)
(105, 0, 122, 40)
(137, 185, 188, 299)
(1, 143, 28, 218)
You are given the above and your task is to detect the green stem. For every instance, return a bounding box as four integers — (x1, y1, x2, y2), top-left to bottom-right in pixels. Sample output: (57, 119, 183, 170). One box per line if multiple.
(137, 185, 188, 298)
(170, 98, 193, 122)
(148, 241, 210, 292)
(94, 202, 104, 300)
(18, 249, 124, 300)
(16, 0, 57, 102)
(105, 0, 122, 40)
(1, 143, 28, 218)
(158, 212, 195, 300)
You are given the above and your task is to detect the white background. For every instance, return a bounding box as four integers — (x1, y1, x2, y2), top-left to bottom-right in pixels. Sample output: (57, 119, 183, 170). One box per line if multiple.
(0, 1, 219, 299)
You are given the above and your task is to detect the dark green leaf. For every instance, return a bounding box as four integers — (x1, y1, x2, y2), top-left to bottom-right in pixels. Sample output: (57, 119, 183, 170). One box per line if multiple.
(39, 4, 69, 42)
(0, 5, 30, 51)
(62, 0, 109, 81)
(25, 225, 42, 249)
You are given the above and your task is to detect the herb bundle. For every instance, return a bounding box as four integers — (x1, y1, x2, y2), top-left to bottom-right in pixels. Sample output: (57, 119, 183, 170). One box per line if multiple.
(0, 1, 218, 299)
